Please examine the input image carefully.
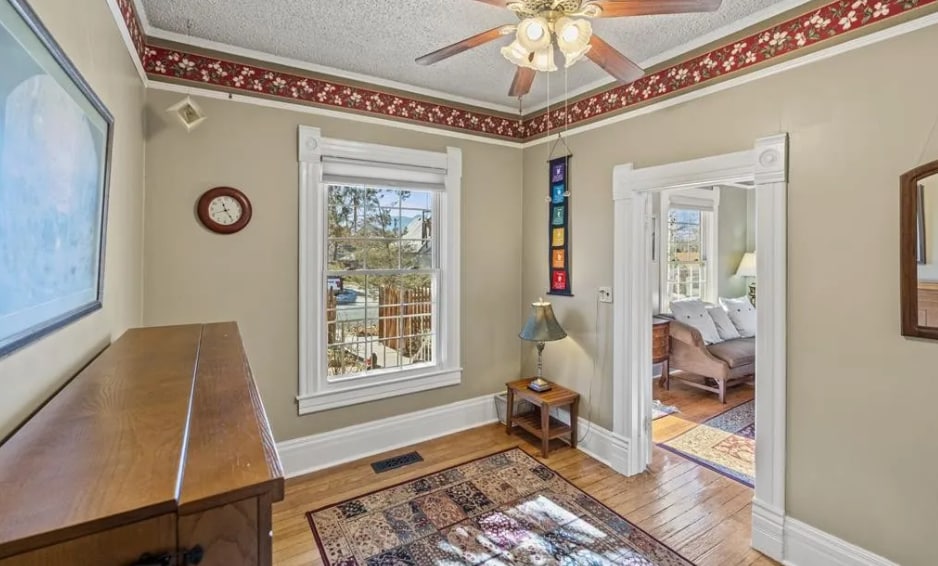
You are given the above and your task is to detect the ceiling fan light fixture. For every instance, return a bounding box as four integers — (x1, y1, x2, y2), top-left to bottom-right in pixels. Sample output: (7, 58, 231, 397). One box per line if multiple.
(529, 44, 558, 73)
(555, 17, 593, 68)
(517, 17, 551, 51)
(500, 39, 532, 68)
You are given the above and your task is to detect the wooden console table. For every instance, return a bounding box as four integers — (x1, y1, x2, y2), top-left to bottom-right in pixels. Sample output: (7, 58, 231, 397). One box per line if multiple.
(0, 322, 283, 566)
(505, 379, 579, 457)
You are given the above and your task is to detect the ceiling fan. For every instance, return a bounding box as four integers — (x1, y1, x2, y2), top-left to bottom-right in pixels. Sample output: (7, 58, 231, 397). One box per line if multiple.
(416, 0, 723, 98)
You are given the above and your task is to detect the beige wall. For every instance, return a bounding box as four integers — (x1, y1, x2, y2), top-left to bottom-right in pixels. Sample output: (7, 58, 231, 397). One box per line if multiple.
(143, 91, 523, 442)
(0, 1, 145, 439)
(523, 24, 938, 566)
(717, 185, 751, 299)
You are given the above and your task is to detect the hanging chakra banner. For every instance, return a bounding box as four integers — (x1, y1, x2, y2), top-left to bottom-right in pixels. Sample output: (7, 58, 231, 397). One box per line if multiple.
(548, 155, 572, 296)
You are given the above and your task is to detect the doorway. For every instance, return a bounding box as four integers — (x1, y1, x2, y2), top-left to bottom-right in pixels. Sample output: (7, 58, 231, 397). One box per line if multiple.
(611, 134, 788, 560)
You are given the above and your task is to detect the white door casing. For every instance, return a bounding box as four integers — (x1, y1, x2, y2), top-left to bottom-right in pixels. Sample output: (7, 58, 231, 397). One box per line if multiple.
(611, 134, 788, 560)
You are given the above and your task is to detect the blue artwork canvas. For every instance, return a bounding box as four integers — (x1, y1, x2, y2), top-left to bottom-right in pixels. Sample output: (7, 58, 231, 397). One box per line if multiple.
(0, 0, 112, 357)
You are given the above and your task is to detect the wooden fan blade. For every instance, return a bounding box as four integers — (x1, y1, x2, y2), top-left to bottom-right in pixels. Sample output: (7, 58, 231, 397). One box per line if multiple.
(416, 25, 515, 65)
(509, 67, 536, 97)
(586, 35, 644, 84)
(589, 0, 722, 17)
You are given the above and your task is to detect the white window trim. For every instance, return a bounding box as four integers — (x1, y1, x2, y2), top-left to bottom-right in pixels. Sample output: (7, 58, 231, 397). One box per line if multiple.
(658, 187, 720, 310)
(297, 126, 462, 414)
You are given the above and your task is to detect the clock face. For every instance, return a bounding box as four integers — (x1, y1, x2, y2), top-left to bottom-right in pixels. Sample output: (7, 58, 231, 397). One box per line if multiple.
(197, 187, 252, 234)
(208, 195, 243, 226)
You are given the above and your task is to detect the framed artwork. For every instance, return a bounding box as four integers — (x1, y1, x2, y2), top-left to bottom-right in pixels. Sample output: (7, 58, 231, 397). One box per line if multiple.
(0, 0, 114, 357)
(547, 156, 572, 296)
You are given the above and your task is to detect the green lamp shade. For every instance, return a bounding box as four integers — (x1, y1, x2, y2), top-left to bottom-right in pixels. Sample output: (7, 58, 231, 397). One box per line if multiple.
(519, 300, 567, 342)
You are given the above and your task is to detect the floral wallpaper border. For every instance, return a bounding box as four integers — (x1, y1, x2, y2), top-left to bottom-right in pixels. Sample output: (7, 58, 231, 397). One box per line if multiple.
(118, 0, 936, 141)
(116, 0, 146, 63)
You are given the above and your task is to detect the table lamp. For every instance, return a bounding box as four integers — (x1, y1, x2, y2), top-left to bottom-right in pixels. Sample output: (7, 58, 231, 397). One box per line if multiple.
(519, 298, 567, 392)
(735, 251, 757, 306)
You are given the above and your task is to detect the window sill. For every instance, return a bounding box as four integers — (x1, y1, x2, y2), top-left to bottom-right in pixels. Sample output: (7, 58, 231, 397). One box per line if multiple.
(297, 368, 462, 415)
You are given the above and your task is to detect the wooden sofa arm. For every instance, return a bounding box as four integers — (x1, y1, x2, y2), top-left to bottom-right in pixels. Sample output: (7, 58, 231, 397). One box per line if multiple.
(669, 319, 705, 348)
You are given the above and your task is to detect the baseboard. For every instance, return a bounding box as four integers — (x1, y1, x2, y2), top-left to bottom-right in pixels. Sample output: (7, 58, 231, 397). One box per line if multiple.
(783, 517, 899, 566)
(277, 392, 633, 479)
(277, 393, 499, 478)
(752, 498, 785, 561)
(575, 419, 631, 475)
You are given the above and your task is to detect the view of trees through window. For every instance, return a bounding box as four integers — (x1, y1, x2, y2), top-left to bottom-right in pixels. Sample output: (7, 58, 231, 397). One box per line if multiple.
(667, 208, 709, 303)
(325, 184, 436, 378)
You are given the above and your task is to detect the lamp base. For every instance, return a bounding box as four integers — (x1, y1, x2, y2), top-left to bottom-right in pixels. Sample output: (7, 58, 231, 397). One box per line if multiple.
(528, 378, 552, 392)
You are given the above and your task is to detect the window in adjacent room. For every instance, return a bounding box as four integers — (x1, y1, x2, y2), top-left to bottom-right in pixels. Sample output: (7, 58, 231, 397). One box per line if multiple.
(297, 127, 461, 414)
(660, 188, 718, 310)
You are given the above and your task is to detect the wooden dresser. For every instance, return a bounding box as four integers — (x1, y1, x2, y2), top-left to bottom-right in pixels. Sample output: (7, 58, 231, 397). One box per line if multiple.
(0, 322, 283, 566)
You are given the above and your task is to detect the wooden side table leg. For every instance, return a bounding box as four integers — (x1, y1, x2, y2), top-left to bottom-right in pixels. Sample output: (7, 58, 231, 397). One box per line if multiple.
(570, 400, 578, 450)
(505, 387, 514, 435)
(662, 358, 670, 389)
(541, 404, 550, 458)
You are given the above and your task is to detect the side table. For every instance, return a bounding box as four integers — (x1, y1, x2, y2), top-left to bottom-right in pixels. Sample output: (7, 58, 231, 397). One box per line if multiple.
(653, 317, 671, 389)
(505, 379, 580, 457)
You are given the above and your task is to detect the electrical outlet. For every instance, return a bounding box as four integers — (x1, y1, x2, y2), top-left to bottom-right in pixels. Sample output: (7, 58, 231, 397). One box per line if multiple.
(598, 287, 613, 303)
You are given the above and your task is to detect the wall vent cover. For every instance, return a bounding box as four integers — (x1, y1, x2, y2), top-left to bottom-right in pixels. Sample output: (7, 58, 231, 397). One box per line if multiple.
(371, 451, 423, 474)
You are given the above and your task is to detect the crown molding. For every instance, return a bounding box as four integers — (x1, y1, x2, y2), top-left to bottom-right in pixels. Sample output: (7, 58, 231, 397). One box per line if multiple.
(116, 0, 938, 141)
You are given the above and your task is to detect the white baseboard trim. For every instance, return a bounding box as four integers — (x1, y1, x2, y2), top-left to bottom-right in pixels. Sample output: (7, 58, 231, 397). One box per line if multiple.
(575, 419, 631, 475)
(277, 392, 634, 479)
(752, 498, 786, 561)
(783, 517, 899, 566)
(277, 393, 499, 478)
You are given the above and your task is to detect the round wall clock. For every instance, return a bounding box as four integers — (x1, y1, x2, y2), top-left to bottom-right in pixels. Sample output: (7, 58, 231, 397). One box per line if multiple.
(196, 186, 252, 234)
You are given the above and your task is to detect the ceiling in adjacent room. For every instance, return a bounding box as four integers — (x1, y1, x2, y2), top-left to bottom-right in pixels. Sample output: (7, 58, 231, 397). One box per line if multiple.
(138, 0, 808, 110)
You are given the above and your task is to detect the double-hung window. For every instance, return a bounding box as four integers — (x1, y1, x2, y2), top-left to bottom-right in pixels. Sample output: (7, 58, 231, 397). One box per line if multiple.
(297, 127, 461, 414)
(659, 188, 718, 311)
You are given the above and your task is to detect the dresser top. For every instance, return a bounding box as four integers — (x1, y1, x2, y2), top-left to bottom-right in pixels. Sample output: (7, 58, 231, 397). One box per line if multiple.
(0, 322, 283, 558)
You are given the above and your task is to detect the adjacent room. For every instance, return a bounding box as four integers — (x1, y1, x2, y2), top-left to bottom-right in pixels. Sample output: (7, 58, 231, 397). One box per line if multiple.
(1, 0, 937, 565)
(652, 185, 758, 488)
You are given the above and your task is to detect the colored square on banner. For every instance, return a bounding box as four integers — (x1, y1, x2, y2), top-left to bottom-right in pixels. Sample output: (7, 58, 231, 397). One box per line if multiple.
(552, 249, 565, 269)
(552, 270, 568, 291)
(552, 228, 565, 247)
(552, 184, 565, 204)
(551, 161, 566, 183)
(552, 206, 565, 226)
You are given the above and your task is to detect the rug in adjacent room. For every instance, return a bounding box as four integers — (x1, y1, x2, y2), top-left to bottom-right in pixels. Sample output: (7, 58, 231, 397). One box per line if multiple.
(307, 448, 694, 565)
(659, 400, 755, 486)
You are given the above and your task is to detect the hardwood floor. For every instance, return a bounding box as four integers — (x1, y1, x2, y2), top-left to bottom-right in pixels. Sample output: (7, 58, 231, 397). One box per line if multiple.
(272, 422, 777, 565)
(653, 375, 755, 443)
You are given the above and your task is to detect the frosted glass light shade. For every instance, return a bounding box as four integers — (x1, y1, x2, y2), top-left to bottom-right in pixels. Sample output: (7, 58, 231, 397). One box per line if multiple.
(735, 252, 757, 277)
(529, 44, 557, 72)
(500, 39, 531, 68)
(517, 17, 551, 51)
(555, 17, 592, 67)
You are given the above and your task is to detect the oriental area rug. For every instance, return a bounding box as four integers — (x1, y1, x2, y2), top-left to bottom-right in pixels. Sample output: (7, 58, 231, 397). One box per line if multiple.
(659, 400, 755, 487)
(307, 448, 694, 565)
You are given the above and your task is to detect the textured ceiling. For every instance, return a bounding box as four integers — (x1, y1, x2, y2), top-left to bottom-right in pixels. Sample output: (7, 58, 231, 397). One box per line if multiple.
(140, 0, 800, 109)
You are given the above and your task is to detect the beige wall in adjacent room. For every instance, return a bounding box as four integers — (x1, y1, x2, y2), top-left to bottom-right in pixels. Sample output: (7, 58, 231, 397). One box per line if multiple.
(717, 186, 751, 299)
(143, 90, 524, 442)
(0, 1, 145, 439)
(522, 24, 938, 566)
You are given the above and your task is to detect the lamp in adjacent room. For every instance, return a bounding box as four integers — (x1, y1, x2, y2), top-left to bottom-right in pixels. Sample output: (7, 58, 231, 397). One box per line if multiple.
(735, 251, 757, 306)
(519, 298, 567, 392)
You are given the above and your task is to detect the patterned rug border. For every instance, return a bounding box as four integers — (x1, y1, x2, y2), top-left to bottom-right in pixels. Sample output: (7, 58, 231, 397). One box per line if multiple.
(656, 399, 755, 488)
(304, 445, 697, 565)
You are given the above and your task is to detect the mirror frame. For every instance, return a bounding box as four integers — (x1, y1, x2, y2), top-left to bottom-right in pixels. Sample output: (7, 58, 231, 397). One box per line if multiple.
(900, 159, 938, 339)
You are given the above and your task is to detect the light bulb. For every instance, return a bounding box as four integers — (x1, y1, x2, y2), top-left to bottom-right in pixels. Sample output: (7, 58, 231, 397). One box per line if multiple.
(526, 21, 545, 42)
(561, 25, 579, 43)
(517, 17, 551, 51)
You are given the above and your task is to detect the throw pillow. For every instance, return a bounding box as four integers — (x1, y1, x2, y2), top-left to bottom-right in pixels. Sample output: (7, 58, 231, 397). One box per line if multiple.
(720, 296, 757, 337)
(670, 299, 722, 344)
(707, 305, 741, 341)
